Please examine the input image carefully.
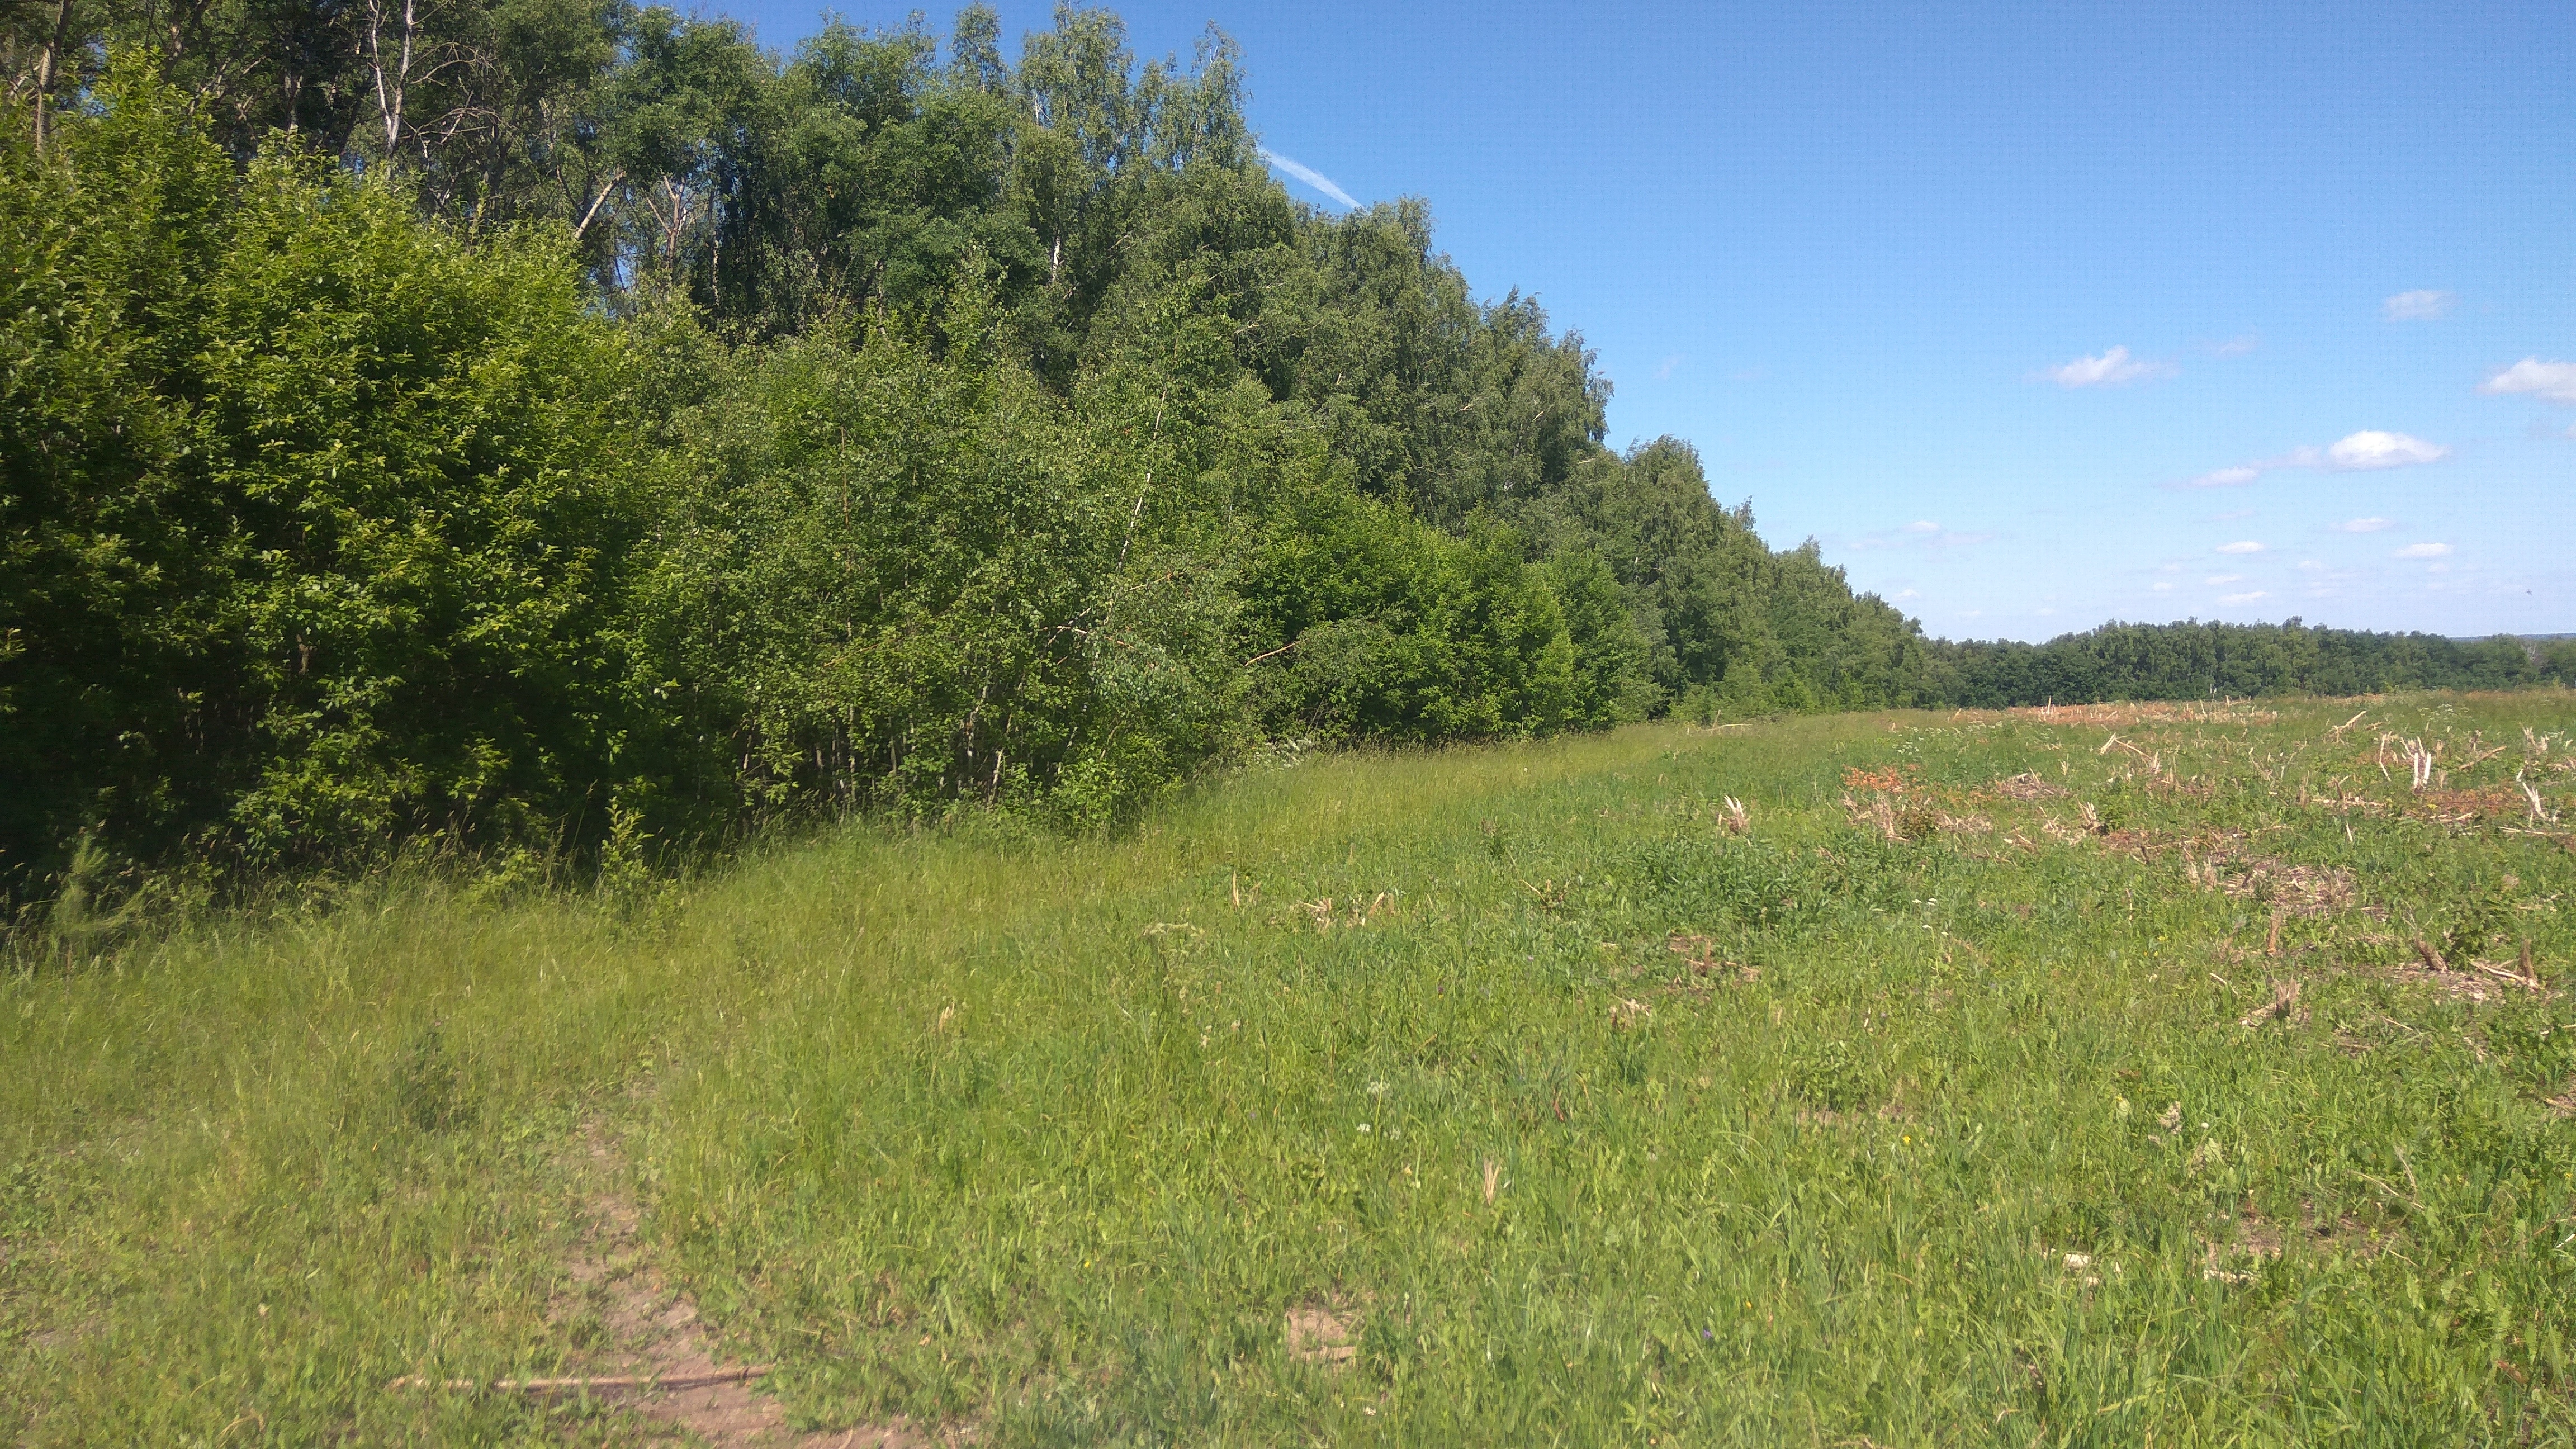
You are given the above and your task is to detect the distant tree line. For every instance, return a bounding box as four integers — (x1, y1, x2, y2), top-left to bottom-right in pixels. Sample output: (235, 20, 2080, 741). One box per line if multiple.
(1, 5, 2565, 897)
(1928, 622, 2574, 709)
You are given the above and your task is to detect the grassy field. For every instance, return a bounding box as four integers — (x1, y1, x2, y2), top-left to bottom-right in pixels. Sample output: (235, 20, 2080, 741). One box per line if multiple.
(8, 693, 2576, 1445)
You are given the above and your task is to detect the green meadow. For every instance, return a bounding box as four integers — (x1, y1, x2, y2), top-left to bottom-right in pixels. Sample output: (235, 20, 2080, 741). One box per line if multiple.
(7, 693, 2576, 1445)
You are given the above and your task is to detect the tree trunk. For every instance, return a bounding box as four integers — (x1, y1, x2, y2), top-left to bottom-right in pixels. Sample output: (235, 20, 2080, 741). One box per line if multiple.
(366, 0, 416, 160)
(34, 0, 75, 151)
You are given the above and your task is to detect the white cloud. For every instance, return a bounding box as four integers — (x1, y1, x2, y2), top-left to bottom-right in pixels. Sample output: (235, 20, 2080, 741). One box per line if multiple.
(2174, 430, 2445, 492)
(1901, 520, 1940, 534)
(2295, 560, 2325, 571)
(2214, 333, 2260, 357)
(1257, 147, 1359, 209)
(2205, 574, 2243, 585)
(1654, 354, 1684, 380)
(2180, 465, 2261, 490)
(2215, 540, 2265, 555)
(2219, 590, 2270, 604)
(2325, 430, 2447, 470)
(2383, 290, 2456, 321)
(2331, 517, 2395, 533)
(1892, 588, 1920, 599)
(2151, 580, 2175, 591)
(2480, 357, 2576, 405)
(2393, 542, 2453, 559)
(2043, 345, 2172, 388)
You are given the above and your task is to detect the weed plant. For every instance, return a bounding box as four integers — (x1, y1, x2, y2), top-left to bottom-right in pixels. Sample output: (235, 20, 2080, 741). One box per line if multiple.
(6, 694, 2576, 1444)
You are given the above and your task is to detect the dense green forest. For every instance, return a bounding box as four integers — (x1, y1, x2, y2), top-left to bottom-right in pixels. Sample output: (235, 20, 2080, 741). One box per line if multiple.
(1934, 621, 2574, 710)
(2, 3, 2566, 899)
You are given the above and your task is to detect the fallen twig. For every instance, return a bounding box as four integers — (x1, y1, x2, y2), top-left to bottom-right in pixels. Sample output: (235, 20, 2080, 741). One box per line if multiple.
(2470, 959, 2542, 993)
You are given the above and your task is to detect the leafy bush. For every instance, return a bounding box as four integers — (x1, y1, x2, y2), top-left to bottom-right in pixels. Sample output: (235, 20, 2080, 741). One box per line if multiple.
(4, 67, 641, 879)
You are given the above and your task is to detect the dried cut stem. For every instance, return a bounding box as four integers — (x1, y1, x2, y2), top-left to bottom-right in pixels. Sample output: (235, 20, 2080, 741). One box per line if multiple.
(2470, 959, 2542, 993)
(2519, 771, 2554, 825)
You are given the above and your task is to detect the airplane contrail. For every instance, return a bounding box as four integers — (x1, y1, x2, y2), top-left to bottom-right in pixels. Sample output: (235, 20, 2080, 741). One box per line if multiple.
(1258, 146, 1360, 209)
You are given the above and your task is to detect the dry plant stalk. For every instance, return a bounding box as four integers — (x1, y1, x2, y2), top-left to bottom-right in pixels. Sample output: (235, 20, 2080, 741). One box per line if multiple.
(2520, 771, 2555, 824)
(2240, 978, 2303, 1027)
(2404, 738, 2435, 792)
(1481, 1157, 1501, 1205)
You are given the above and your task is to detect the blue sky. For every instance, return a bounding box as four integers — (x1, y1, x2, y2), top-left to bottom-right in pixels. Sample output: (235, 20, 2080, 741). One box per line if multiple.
(716, 0, 2573, 642)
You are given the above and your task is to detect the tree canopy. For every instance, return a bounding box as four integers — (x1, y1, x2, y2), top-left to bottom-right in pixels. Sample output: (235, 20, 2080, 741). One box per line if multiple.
(2, 7, 2562, 895)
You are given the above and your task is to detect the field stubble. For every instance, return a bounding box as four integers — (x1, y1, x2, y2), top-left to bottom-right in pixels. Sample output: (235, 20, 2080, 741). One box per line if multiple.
(6, 693, 2576, 1445)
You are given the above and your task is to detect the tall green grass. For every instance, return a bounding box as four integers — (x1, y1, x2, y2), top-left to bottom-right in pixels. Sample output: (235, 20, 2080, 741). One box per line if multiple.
(8, 696, 2576, 1444)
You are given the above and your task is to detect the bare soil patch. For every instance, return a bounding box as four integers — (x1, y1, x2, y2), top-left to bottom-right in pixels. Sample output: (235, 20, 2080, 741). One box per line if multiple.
(1285, 1303, 1358, 1367)
(2099, 827, 2373, 919)
(538, 1117, 953, 1446)
(1988, 772, 2067, 802)
(544, 1116, 798, 1443)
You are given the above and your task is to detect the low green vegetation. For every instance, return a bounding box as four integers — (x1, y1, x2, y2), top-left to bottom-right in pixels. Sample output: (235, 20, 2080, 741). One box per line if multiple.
(8, 692, 2575, 1443)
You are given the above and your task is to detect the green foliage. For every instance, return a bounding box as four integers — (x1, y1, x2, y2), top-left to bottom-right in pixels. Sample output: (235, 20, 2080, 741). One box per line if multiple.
(2544, 637, 2576, 683)
(3, 67, 641, 884)
(8, 23, 1936, 892)
(1933, 618, 2563, 705)
(628, 290, 1245, 828)
(1, 61, 239, 886)
(1239, 500, 1576, 744)
(7, 16, 2559, 901)
(202, 154, 642, 865)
